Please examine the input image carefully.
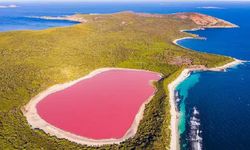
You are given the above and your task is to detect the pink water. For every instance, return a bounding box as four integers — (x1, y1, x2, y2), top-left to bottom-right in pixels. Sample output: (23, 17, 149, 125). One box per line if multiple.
(37, 69, 161, 139)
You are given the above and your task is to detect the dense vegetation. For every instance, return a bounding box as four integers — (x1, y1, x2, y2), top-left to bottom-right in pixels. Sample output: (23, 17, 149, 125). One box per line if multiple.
(0, 12, 232, 149)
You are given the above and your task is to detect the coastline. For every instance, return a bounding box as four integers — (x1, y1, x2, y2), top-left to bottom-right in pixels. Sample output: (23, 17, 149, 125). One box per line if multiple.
(22, 68, 161, 146)
(170, 27, 244, 150)
(173, 22, 239, 47)
(168, 58, 243, 150)
(29, 16, 87, 23)
(173, 37, 195, 49)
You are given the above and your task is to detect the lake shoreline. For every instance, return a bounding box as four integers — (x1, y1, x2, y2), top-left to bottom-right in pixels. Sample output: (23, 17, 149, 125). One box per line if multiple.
(22, 68, 161, 146)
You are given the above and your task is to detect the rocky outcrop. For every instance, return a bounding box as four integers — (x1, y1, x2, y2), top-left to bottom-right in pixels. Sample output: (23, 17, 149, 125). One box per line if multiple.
(173, 12, 238, 28)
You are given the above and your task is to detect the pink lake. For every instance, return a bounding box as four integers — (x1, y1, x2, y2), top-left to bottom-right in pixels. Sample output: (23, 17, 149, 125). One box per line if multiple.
(37, 69, 161, 139)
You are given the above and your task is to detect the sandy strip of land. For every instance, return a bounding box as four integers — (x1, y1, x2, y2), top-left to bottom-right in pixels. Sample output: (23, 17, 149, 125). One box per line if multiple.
(173, 37, 195, 49)
(22, 68, 161, 146)
(29, 16, 87, 23)
(168, 59, 244, 150)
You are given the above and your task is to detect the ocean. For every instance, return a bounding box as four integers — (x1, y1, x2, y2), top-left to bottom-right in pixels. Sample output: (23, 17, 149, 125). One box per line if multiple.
(1, 1, 250, 150)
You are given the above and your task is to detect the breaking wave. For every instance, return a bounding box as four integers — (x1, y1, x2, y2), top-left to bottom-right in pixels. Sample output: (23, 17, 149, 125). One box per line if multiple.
(189, 107, 202, 150)
(175, 91, 181, 103)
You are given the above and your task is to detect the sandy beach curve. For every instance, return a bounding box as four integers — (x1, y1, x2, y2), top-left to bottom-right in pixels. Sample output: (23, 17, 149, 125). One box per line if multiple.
(22, 68, 161, 146)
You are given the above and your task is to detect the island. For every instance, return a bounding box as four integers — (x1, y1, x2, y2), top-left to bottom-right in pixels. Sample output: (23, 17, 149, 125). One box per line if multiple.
(0, 12, 239, 150)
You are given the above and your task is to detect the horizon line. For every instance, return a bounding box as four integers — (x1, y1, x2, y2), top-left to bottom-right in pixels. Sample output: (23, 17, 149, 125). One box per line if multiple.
(1, 0, 250, 3)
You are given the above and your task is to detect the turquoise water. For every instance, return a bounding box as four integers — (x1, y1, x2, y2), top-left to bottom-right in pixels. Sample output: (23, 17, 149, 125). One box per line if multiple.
(176, 73, 201, 135)
(176, 64, 250, 150)
(1, 1, 250, 149)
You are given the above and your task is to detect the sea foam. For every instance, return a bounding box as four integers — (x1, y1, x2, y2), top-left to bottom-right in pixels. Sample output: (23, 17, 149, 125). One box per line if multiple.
(189, 107, 202, 150)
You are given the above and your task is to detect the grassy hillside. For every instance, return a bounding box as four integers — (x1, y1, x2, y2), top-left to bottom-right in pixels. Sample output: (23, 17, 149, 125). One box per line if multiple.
(0, 12, 232, 149)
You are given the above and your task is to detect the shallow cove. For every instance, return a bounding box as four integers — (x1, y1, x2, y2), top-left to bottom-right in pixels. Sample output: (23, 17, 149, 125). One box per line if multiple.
(34, 68, 161, 140)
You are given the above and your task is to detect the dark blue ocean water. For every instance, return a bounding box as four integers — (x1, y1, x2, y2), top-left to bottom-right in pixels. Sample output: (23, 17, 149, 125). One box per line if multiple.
(1, 1, 250, 150)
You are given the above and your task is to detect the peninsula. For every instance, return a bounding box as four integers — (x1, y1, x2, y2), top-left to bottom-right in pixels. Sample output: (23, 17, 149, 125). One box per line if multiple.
(0, 12, 237, 149)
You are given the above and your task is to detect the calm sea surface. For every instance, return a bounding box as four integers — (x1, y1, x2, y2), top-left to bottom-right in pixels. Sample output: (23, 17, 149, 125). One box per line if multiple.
(1, 1, 250, 149)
